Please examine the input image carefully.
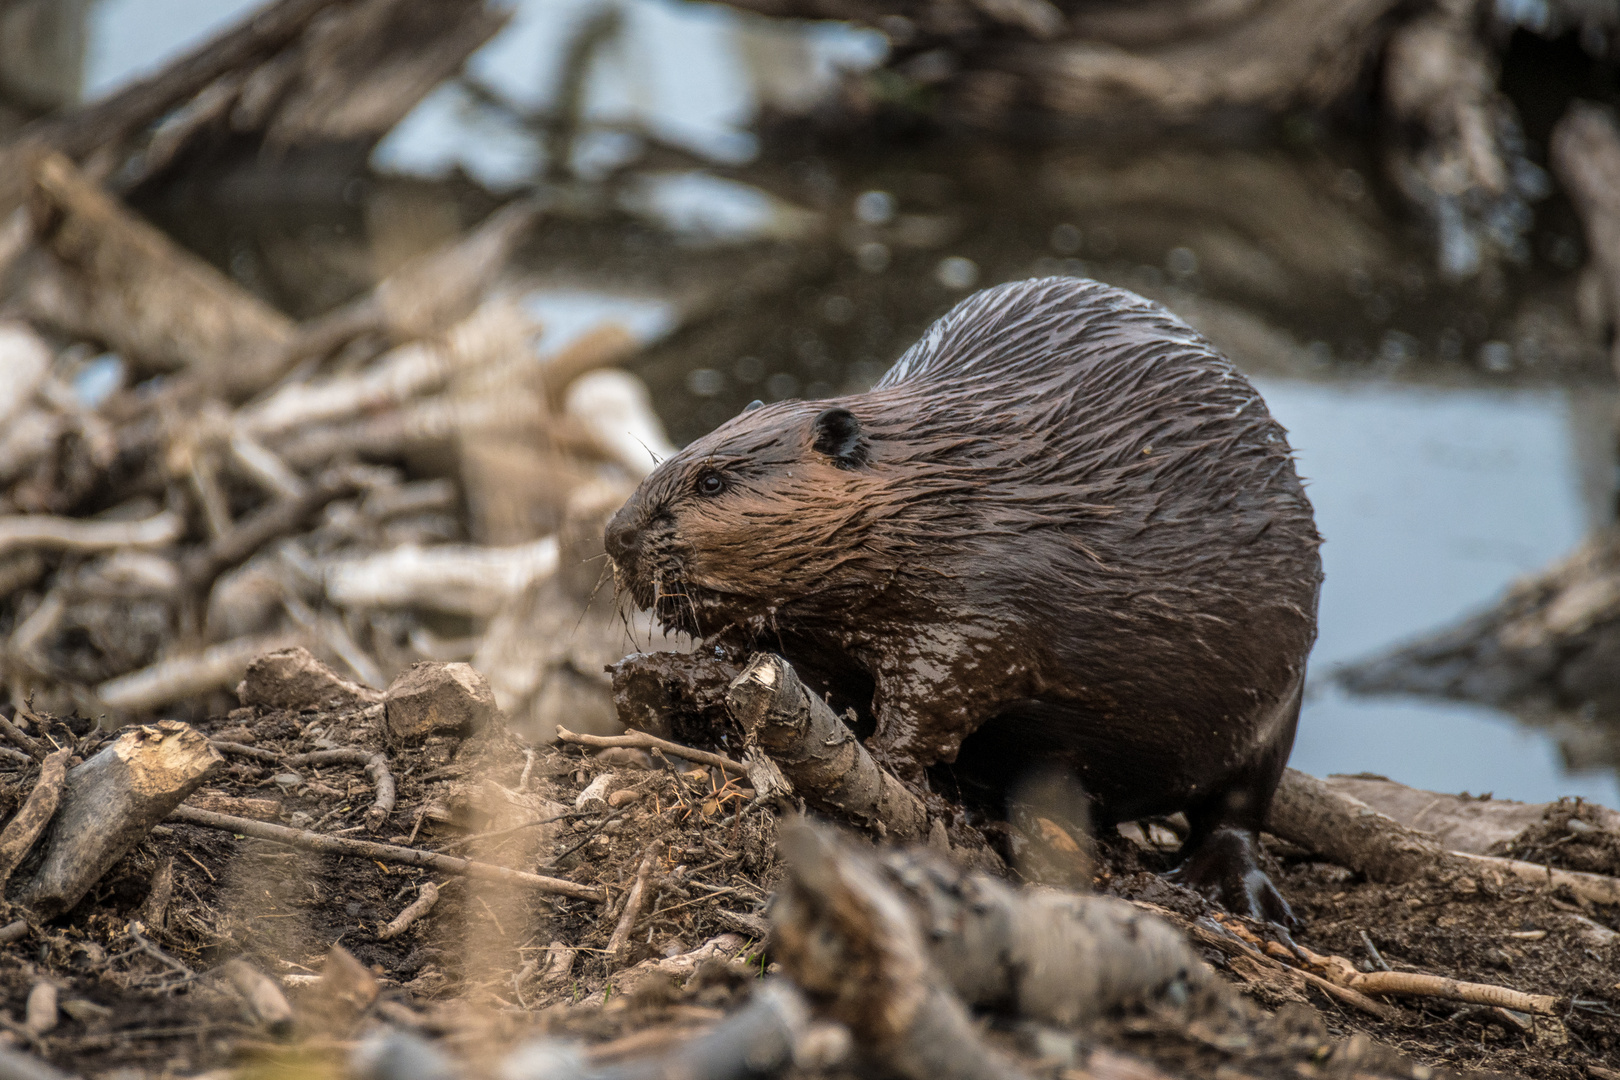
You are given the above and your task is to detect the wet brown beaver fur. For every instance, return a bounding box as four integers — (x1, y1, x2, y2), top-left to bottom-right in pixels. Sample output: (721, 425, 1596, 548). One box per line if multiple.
(605, 277, 1322, 922)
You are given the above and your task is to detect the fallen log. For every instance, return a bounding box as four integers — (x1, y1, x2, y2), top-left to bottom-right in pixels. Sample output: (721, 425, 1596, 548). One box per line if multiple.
(167, 805, 606, 902)
(725, 653, 927, 841)
(19, 721, 222, 917)
(771, 820, 1208, 1080)
(1266, 767, 1469, 884)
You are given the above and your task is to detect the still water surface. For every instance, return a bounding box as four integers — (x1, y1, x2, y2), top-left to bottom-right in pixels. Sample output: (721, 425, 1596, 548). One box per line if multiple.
(82, 0, 1620, 805)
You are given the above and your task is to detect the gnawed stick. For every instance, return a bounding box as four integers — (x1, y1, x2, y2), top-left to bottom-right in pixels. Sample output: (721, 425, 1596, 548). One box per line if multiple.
(1286, 941, 1559, 1014)
(378, 882, 440, 941)
(20, 722, 221, 917)
(606, 848, 658, 964)
(181, 467, 362, 589)
(168, 805, 605, 902)
(0, 748, 71, 889)
(555, 726, 747, 777)
(726, 654, 926, 841)
(0, 510, 184, 558)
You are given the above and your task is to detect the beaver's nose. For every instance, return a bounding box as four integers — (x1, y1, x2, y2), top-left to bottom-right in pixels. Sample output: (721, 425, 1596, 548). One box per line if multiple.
(604, 511, 640, 567)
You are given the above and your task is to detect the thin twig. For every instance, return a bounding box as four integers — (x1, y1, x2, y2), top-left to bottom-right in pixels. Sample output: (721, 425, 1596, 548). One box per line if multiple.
(378, 881, 440, 941)
(1360, 930, 1391, 972)
(606, 847, 658, 963)
(168, 805, 604, 902)
(555, 726, 746, 776)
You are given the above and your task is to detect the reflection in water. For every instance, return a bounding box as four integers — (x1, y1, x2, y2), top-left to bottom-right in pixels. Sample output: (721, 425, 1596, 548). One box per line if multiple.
(66, 0, 1620, 802)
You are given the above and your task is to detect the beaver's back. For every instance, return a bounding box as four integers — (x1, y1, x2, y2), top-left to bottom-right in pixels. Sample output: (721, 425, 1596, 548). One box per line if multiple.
(860, 277, 1321, 751)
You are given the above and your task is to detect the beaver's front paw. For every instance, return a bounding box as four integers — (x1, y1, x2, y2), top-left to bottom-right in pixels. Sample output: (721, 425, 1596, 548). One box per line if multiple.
(1169, 826, 1298, 929)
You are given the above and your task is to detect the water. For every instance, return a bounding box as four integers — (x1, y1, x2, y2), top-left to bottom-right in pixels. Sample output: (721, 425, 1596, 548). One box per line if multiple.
(75, 0, 1620, 805)
(1260, 378, 1620, 805)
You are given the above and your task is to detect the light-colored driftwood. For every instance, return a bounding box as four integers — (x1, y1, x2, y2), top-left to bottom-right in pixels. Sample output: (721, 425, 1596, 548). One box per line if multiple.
(1452, 850, 1620, 908)
(563, 369, 678, 479)
(241, 299, 538, 439)
(726, 654, 926, 841)
(323, 537, 558, 617)
(1266, 767, 1466, 884)
(96, 632, 305, 713)
(0, 322, 50, 426)
(0, 509, 184, 558)
(20, 721, 222, 917)
(168, 805, 605, 902)
(0, 748, 71, 889)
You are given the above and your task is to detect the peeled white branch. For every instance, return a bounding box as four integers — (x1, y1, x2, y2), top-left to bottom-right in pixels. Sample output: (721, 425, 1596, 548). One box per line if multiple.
(324, 538, 558, 617)
(241, 299, 539, 438)
(0, 510, 185, 558)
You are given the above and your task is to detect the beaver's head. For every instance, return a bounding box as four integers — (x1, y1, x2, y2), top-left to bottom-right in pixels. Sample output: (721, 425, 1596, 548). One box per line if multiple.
(604, 399, 894, 638)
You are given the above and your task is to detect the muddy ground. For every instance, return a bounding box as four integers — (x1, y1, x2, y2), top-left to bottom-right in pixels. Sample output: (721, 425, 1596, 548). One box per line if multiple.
(0, 692, 1613, 1080)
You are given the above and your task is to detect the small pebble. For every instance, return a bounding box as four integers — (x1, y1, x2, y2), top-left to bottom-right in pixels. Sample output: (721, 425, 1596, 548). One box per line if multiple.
(272, 772, 303, 789)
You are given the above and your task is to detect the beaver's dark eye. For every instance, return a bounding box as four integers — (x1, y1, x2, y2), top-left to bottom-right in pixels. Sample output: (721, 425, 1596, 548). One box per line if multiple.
(696, 472, 725, 497)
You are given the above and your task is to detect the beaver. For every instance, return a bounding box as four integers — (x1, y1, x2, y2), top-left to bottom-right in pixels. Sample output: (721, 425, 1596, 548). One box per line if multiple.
(605, 276, 1322, 922)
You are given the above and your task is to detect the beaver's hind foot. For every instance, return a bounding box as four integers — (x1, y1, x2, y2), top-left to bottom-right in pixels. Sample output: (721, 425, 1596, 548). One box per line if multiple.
(1169, 826, 1297, 928)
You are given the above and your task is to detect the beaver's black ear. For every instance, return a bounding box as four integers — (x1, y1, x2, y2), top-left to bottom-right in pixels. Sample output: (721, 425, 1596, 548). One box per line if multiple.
(812, 407, 868, 468)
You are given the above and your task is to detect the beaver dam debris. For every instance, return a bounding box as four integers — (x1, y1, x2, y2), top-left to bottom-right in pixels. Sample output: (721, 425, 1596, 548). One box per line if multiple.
(0, 1, 1616, 1078)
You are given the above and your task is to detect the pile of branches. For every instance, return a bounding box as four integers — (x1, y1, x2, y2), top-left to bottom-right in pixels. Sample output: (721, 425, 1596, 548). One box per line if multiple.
(0, 0, 680, 735)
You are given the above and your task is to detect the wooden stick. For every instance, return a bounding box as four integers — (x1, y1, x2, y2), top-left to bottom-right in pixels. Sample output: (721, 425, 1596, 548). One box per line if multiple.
(607, 848, 658, 964)
(555, 726, 746, 777)
(0, 748, 71, 889)
(1452, 850, 1620, 908)
(181, 468, 360, 589)
(1348, 970, 1557, 1015)
(0, 699, 47, 761)
(377, 881, 439, 941)
(19, 0, 338, 163)
(167, 805, 605, 902)
(0, 510, 184, 558)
